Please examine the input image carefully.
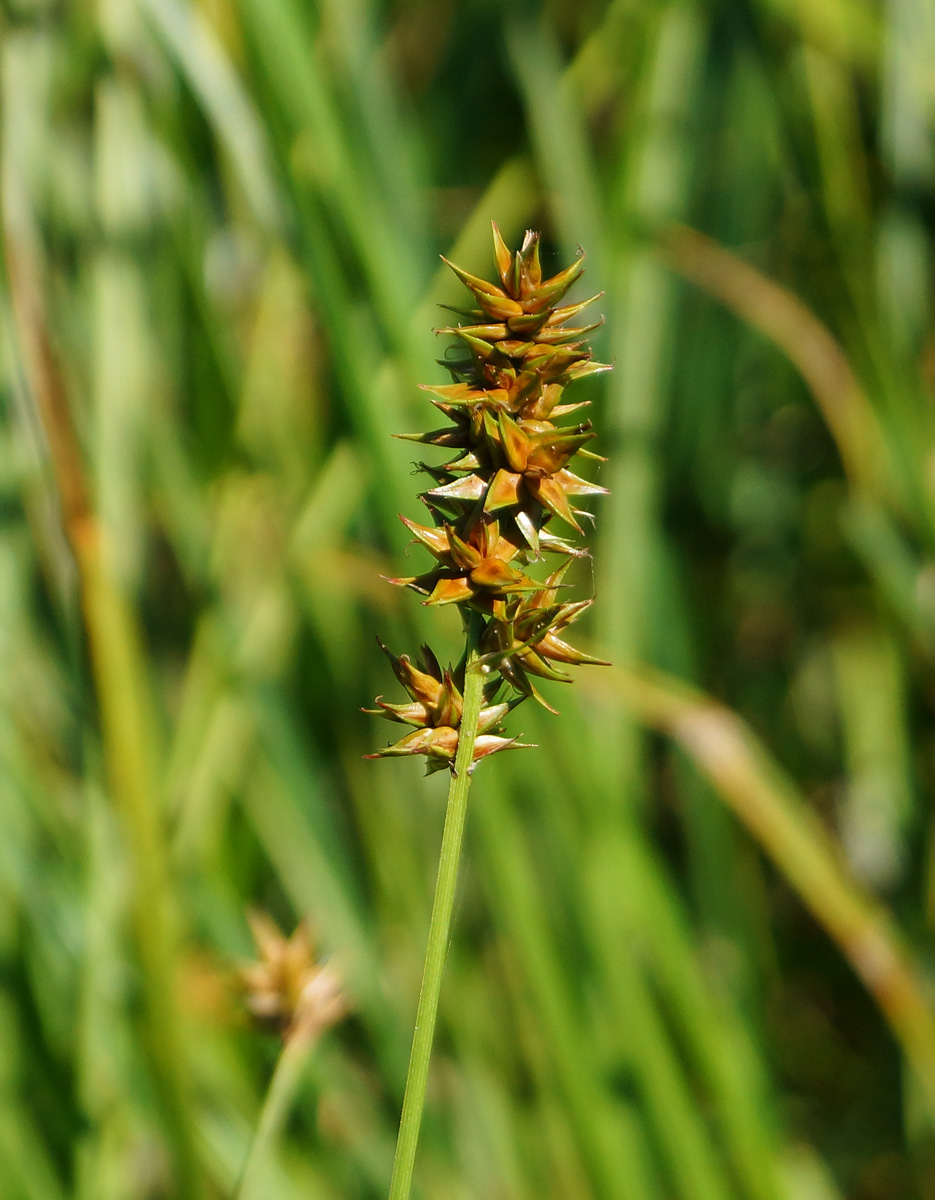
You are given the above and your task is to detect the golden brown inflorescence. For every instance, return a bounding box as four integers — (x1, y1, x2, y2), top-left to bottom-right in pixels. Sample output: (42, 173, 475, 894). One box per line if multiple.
(366, 225, 610, 773)
(240, 911, 348, 1042)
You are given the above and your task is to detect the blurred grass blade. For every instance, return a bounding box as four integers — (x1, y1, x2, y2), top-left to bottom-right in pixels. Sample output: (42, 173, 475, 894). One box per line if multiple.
(593, 1, 704, 800)
(473, 772, 656, 1200)
(139, 0, 281, 229)
(505, 15, 605, 264)
(597, 665, 935, 1121)
(657, 222, 887, 498)
(831, 617, 913, 888)
(608, 831, 786, 1200)
(1, 60, 204, 1191)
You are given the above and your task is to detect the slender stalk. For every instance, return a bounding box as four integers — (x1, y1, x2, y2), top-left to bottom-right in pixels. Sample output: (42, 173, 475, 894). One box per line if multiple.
(233, 1028, 316, 1200)
(387, 611, 486, 1200)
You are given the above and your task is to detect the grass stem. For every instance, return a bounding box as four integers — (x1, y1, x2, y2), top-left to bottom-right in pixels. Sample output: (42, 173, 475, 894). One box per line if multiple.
(387, 610, 486, 1200)
(233, 1028, 316, 1200)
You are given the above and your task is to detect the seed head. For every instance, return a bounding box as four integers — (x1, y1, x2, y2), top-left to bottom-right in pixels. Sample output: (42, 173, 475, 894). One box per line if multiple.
(369, 225, 610, 769)
(239, 911, 347, 1042)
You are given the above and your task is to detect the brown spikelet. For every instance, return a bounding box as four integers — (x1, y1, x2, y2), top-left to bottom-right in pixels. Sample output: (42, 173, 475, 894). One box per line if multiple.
(368, 225, 610, 769)
(239, 911, 348, 1042)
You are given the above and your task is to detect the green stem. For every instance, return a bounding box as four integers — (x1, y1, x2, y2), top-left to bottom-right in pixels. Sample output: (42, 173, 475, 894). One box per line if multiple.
(233, 1028, 316, 1200)
(387, 611, 486, 1200)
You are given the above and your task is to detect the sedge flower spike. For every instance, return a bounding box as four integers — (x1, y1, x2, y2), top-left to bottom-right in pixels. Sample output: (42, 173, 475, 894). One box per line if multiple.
(239, 911, 347, 1042)
(367, 224, 610, 767)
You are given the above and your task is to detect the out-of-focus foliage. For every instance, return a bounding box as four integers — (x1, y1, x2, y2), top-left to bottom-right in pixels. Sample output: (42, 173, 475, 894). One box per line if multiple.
(2, 0, 935, 1198)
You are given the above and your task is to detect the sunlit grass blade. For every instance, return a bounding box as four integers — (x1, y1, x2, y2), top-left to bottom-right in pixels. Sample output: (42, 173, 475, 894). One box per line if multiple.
(596, 665, 935, 1121)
